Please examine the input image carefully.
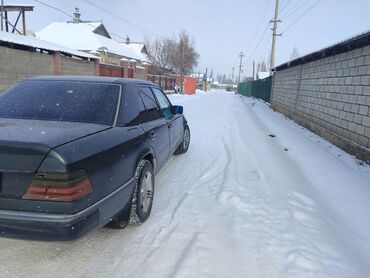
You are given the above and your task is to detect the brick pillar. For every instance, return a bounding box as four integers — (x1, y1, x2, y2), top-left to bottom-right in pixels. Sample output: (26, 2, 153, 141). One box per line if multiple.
(54, 51, 62, 75)
(94, 60, 100, 76)
(131, 63, 136, 78)
(125, 63, 129, 78)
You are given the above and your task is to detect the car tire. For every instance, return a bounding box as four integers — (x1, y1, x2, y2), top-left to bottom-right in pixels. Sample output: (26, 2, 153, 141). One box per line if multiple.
(129, 159, 154, 225)
(175, 126, 191, 155)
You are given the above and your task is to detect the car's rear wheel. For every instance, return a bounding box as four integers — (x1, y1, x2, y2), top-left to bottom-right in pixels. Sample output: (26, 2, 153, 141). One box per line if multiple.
(175, 126, 190, 155)
(129, 159, 154, 225)
(109, 159, 154, 229)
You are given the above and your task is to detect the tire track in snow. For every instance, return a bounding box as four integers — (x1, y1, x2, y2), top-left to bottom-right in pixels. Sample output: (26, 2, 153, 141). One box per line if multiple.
(169, 192, 188, 225)
(165, 232, 200, 278)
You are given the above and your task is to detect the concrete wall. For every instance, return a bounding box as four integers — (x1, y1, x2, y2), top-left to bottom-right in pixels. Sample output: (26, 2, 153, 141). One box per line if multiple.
(0, 46, 97, 92)
(61, 56, 96, 76)
(271, 45, 370, 163)
(0, 46, 54, 92)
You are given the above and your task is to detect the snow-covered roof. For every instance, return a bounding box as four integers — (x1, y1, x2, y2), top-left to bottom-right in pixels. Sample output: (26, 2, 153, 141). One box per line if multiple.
(0, 31, 97, 59)
(257, 72, 270, 79)
(36, 22, 142, 61)
(122, 42, 149, 62)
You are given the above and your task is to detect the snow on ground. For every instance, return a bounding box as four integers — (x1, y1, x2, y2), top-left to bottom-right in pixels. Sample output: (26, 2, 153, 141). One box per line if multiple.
(0, 91, 369, 278)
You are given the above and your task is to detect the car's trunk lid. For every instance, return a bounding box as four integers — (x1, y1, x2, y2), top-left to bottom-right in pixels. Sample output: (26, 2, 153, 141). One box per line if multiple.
(0, 118, 110, 173)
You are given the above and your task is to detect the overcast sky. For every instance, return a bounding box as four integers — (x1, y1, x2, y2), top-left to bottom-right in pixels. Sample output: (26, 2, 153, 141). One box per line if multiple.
(8, 0, 370, 78)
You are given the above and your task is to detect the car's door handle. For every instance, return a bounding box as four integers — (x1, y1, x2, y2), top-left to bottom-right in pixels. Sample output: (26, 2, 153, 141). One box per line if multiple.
(148, 130, 156, 139)
(167, 122, 173, 128)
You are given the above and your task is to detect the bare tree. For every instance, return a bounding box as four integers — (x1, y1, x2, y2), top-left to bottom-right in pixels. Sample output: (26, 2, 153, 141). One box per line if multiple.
(145, 37, 177, 75)
(146, 31, 199, 76)
(173, 31, 199, 76)
(260, 61, 267, 72)
(290, 47, 300, 60)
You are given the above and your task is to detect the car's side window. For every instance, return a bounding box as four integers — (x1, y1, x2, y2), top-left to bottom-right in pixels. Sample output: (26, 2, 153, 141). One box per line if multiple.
(139, 87, 162, 121)
(119, 86, 149, 126)
(151, 87, 174, 118)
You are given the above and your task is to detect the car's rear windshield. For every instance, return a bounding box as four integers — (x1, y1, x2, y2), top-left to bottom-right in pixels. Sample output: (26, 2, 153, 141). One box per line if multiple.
(0, 81, 120, 125)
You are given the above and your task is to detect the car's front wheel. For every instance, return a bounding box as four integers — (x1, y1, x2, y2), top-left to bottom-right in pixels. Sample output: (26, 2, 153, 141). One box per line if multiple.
(129, 159, 154, 225)
(175, 126, 190, 155)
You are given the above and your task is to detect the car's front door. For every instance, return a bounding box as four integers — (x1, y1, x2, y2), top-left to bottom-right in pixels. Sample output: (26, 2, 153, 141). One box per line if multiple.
(139, 86, 170, 171)
(151, 87, 184, 155)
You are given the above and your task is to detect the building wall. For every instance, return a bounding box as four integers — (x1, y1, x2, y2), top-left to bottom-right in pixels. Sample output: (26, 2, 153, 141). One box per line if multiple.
(271, 45, 370, 162)
(0, 46, 96, 93)
(0, 46, 54, 92)
(61, 57, 95, 76)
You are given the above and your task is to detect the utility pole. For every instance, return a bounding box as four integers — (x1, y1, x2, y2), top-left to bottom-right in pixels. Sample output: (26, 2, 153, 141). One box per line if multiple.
(232, 67, 235, 83)
(252, 61, 255, 81)
(204, 67, 208, 92)
(238, 51, 244, 84)
(270, 0, 281, 75)
(1, 0, 4, 31)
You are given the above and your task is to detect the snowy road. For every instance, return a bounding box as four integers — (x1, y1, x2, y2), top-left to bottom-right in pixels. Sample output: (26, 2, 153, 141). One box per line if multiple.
(1, 91, 370, 278)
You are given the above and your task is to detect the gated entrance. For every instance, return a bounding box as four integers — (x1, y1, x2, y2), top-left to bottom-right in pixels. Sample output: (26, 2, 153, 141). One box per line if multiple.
(99, 64, 124, 78)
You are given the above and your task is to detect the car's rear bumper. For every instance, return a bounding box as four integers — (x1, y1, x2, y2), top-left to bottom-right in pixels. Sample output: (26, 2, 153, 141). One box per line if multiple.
(0, 178, 134, 241)
(0, 210, 99, 240)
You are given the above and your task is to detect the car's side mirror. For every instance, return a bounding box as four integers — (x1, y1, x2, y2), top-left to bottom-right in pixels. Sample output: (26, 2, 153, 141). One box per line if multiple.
(173, 105, 183, 115)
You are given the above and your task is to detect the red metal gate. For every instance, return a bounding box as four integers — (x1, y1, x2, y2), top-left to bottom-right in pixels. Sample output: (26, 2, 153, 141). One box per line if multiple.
(99, 64, 124, 78)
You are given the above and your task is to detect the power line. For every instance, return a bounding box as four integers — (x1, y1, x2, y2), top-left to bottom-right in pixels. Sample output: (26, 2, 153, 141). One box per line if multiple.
(245, 0, 270, 55)
(34, 0, 72, 18)
(279, 0, 294, 14)
(282, 0, 320, 33)
(252, 33, 271, 61)
(257, 37, 272, 61)
(81, 0, 162, 38)
(248, 22, 271, 62)
(281, 0, 313, 19)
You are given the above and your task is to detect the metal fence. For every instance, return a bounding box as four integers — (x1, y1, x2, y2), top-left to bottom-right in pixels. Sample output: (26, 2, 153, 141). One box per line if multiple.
(238, 76, 272, 102)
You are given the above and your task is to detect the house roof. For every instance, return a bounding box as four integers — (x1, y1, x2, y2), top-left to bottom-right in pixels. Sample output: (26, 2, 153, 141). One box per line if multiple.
(0, 31, 97, 59)
(122, 42, 149, 62)
(36, 22, 142, 60)
(274, 30, 370, 71)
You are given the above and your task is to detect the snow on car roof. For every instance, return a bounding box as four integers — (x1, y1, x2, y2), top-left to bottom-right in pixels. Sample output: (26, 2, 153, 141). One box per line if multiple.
(0, 31, 97, 59)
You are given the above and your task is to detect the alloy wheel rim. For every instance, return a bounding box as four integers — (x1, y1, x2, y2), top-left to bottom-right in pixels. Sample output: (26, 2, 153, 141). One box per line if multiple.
(140, 171, 153, 214)
(183, 129, 190, 149)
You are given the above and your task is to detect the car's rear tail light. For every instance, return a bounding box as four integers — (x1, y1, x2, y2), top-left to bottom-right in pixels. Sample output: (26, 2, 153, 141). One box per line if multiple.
(23, 170, 92, 202)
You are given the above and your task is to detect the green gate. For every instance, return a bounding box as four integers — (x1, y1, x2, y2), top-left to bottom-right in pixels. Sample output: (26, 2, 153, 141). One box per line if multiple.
(237, 81, 253, 96)
(251, 76, 272, 102)
(238, 76, 272, 102)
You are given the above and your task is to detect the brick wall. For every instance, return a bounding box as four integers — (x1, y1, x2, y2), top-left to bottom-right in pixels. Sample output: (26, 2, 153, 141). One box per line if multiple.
(0, 46, 96, 92)
(271, 45, 370, 162)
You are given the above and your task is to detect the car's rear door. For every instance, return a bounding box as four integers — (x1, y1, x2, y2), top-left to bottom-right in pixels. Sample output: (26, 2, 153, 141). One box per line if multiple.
(138, 86, 170, 171)
(151, 87, 183, 155)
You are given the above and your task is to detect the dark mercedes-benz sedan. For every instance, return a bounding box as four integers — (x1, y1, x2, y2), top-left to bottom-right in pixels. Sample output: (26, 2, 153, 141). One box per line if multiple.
(0, 76, 190, 240)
